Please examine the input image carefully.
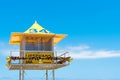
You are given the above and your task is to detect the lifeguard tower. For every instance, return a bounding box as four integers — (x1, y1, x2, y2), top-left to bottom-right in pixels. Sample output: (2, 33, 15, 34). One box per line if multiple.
(6, 21, 72, 80)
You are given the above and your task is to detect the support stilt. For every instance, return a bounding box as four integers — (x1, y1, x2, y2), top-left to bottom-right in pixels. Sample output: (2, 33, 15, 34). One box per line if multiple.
(22, 70, 24, 80)
(19, 70, 21, 80)
(52, 69, 55, 80)
(46, 70, 48, 80)
(19, 69, 24, 80)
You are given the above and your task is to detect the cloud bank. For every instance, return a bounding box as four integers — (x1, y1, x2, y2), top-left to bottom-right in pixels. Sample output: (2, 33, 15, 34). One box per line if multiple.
(66, 45, 120, 59)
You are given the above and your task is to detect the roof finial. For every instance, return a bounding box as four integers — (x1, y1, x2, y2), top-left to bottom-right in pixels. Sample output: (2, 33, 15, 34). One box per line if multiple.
(35, 20, 37, 24)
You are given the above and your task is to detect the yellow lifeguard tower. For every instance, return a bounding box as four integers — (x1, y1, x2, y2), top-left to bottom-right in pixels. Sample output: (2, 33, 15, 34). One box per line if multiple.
(6, 21, 72, 80)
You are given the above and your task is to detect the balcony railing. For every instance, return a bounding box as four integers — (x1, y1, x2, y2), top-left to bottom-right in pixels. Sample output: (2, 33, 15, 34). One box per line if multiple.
(7, 50, 72, 65)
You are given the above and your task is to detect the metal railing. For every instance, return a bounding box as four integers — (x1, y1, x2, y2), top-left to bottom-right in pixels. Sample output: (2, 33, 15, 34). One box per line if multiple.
(7, 50, 72, 65)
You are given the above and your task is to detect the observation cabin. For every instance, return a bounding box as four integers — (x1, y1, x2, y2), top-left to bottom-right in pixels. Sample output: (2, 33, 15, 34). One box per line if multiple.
(6, 21, 72, 80)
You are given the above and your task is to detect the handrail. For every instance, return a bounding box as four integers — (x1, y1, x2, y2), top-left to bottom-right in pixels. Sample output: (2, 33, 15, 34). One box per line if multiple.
(7, 50, 72, 65)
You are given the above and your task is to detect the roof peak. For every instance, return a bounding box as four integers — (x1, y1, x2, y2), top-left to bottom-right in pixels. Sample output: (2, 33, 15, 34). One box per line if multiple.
(24, 21, 51, 34)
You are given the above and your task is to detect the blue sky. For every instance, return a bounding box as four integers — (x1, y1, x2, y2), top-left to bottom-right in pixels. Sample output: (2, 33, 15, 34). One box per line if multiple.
(0, 0, 120, 80)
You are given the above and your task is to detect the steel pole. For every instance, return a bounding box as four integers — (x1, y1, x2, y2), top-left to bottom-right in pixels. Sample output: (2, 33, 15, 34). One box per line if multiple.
(22, 70, 24, 80)
(46, 70, 48, 80)
(19, 70, 21, 80)
(52, 69, 55, 80)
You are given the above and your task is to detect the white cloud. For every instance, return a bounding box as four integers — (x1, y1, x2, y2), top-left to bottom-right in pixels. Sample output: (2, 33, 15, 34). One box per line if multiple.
(0, 49, 10, 56)
(64, 45, 120, 59)
(0, 41, 5, 46)
(0, 41, 9, 56)
(67, 45, 90, 51)
(70, 50, 120, 59)
(0, 41, 19, 56)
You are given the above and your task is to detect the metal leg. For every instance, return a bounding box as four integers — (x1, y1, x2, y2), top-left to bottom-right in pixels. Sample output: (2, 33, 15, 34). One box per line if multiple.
(19, 70, 21, 80)
(19, 69, 24, 80)
(46, 70, 48, 80)
(22, 70, 24, 80)
(52, 69, 55, 80)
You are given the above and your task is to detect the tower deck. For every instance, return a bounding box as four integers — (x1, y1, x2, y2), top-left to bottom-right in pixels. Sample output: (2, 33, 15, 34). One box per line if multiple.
(9, 64, 69, 70)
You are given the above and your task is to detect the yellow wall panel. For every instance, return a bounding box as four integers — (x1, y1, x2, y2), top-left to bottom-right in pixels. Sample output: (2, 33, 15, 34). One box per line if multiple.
(24, 52, 54, 64)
